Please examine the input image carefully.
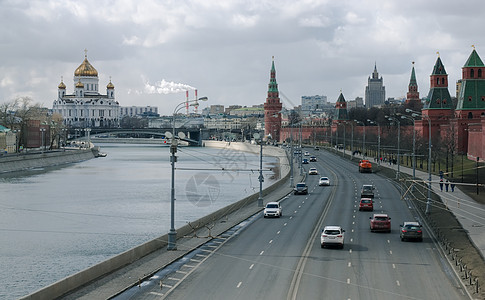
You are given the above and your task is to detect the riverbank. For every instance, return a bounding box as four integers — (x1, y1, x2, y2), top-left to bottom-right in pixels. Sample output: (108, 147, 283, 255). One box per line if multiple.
(0, 149, 97, 173)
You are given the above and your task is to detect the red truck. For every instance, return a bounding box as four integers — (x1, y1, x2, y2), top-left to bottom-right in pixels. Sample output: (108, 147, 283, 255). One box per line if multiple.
(359, 159, 372, 173)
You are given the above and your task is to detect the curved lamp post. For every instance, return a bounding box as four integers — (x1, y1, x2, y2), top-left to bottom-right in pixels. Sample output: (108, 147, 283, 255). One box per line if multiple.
(399, 114, 416, 191)
(167, 96, 208, 250)
(367, 120, 380, 166)
(354, 120, 365, 158)
(406, 108, 432, 214)
(386, 115, 400, 180)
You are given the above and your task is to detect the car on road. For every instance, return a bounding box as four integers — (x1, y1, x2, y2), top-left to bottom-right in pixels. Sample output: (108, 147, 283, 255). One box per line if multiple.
(319, 177, 330, 186)
(321, 226, 345, 248)
(294, 182, 308, 195)
(302, 158, 309, 164)
(359, 198, 374, 211)
(361, 184, 375, 198)
(304, 151, 310, 156)
(400, 221, 423, 241)
(308, 168, 318, 175)
(370, 214, 391, 232)
(314, 146, 320, 150)
(263, 202, 282, 218)
(310, 156, 317, 162)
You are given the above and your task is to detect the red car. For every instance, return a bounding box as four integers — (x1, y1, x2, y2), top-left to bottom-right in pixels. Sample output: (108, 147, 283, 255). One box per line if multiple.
(359, 198, 373, 211)
(370, 214, 391, 232)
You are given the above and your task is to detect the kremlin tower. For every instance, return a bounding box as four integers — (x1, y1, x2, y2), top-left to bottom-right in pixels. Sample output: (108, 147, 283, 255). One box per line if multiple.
(264, 57, 283, 142)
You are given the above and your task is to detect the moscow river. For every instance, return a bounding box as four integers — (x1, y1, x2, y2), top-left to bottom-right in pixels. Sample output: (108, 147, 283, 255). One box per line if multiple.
(0, 143, 279, 299)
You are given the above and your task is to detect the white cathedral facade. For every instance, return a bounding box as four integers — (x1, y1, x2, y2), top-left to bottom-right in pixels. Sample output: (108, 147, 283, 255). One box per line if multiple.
(53, 53, 120, 128)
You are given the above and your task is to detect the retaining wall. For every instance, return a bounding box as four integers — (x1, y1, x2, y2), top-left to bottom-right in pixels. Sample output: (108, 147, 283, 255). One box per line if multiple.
(21, 141, 290, 300)
(0, 150, 96, 173)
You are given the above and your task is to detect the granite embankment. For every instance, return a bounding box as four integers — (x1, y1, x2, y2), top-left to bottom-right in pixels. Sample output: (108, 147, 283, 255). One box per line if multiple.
(21, 141, 291, 300)
(0, 149, 97, 173)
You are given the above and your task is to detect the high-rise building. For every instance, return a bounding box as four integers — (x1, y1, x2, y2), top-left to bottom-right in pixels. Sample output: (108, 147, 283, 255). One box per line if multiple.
(301, 95, 327, 114)
(365, 63, 386, 108)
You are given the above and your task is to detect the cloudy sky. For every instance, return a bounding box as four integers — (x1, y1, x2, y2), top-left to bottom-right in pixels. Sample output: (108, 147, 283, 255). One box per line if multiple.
(1, 0, 484, 115)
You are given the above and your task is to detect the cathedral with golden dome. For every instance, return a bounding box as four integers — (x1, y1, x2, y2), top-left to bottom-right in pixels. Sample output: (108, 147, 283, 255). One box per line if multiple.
(52, 51, 120, 128)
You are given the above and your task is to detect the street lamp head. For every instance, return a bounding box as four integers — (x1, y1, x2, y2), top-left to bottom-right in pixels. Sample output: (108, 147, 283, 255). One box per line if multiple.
(198, 97, 209, 102)
(405, 108, 412, 113)
(411, 113, 419, 117)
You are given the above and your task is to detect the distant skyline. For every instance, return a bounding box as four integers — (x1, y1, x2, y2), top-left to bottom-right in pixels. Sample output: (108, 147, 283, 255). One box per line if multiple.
(1, 1, 484, 115)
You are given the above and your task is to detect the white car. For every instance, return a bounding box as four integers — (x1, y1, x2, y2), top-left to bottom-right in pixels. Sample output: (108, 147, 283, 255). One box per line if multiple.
(263, 202, 282, 218)
(304, 151, 310, 156)
(319, 177, 330, 186)
(309, 168, 318, 175)
(321, 226, 345, 248)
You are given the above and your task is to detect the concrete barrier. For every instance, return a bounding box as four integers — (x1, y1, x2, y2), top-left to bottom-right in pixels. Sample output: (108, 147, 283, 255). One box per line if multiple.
(20, 141, 291, 300)
(0, 149, 95, 173)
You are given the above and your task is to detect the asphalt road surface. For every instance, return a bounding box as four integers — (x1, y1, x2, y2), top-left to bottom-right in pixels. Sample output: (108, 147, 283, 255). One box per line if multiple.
(127, 149, 469, 300)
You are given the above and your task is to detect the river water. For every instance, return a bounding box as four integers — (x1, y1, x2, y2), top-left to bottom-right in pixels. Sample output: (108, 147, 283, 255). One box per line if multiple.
(0, 143, 278, 299)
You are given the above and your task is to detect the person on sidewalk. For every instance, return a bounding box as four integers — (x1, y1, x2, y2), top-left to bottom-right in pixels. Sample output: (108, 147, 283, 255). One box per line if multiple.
(451, 182, 455, 192)
(439, 170, 444, 179)
(440, 179, 444, 191)
(445, 179, 449, 192)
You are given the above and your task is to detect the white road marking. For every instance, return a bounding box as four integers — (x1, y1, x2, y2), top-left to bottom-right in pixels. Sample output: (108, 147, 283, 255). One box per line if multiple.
(392, 264, 396, 269)
(237, 282, 242, 288)
(269, 240, 273, 244)
(349, 249, 352, 254)
(348, 262, 351, 267)
(387, 240, 390, 243)
(396, 280, 400, 286)
(352, 221, 355, 225)
(176, 270, 187, 274)
(260, 251, 264, 255)
(298, 205, 301, 208)
(290, 216, 293, 219)
(249, 264, 254, 270)
(149, 292, 164, 296)
(277, 231, 281, 234)
(284, 223, 287, 226)
(350, 238, 353, 242)
(390, 250, 393, 255)
(351, 229, 354, 232)
(347, 278, 351, 284)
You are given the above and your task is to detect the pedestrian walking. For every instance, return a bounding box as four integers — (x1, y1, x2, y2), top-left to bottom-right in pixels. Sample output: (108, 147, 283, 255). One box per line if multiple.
(439, 179, 444, 191)
(439, 170, 444, 179)
(445, 179, 449, 192)
(451, 182, 455, 192)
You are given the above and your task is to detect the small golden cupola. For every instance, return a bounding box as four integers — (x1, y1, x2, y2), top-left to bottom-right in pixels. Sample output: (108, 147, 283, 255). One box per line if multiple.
(75, 79, 84, 88)
(74, 52, 98, 77)
(106, 80, 115, 89)
(58, 79, 66, 89)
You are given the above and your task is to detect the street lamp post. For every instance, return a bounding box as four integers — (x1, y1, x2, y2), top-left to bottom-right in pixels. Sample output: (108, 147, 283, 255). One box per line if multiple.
(386, 116, 401, 180)
(349, 122, 354, 160)
(40, 128, 46, 153)
(253, 133, 264, 207)
(400, 115, 416, 191)
(407, 109, 432, 214)
(167, 96, 208, 250)
(354, 120, 365, 158)
(367, 120, 380, 166)
(338, 123, 345, 158)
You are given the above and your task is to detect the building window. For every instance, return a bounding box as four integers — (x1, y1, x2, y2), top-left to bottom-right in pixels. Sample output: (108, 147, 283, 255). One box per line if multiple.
(471, 69, 475, 78)
(443, 99, 447, 104)
(479, 69, 483, 78)
(469, 96, 473, 101)
(441, 78, 445, 84)
(436, 99, 440, 104)
(468, 112, 473, 119)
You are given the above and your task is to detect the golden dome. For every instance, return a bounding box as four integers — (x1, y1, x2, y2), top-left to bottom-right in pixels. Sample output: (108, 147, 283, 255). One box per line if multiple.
(107, 80, 115, 89)
(75, 80, 84, 88)
(74, 55, 98, 77)
(58, 80, 66, 89)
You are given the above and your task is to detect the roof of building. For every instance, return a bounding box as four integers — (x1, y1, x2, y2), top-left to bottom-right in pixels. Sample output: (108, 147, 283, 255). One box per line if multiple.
(464, 49, 484, 67)
(431, 56, 447, 75)
(74, 55, 98, 77)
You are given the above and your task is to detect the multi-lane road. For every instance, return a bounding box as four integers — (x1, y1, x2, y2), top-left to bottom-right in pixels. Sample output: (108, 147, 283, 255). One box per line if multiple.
(131, 149, 469, 300)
